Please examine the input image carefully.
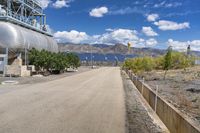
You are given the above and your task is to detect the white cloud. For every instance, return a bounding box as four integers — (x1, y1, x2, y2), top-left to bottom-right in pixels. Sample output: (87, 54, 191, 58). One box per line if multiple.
(40, 0, 51, 9)
(52, 0, 73, 9)
(109, 7, 145, 15)
(165, 2, 182, 8)
(154, 2, 182, 8)
(89, 6, 108, 17)
(95, 29, 139, 44)
(146, 38, 158, 46)
(167, 39, 200, 51)
(154, 1, 166, 8)
(54, 29, 140, 45)
(166, 10, 200, 17)
(105, 28, 114, 32)
(154, 20, 190, 31)
(39, 0, 73, 9)
(147, 14, 159, 22)
(54, 30, 89, 44)
(54, 28, 158, 48)
(142, 27, 158, 37)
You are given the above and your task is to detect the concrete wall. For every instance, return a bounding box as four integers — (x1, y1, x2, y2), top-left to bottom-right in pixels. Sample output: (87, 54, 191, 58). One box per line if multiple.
(126, 70, 200, 133)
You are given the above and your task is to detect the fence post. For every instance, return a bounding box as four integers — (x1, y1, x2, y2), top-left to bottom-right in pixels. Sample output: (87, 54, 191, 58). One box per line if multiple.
(141, 77, 144, 96)
(155, 85, 159, 113)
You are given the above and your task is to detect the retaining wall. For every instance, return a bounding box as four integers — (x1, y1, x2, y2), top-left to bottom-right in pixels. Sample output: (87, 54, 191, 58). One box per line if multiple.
(125, 69, 200, 133)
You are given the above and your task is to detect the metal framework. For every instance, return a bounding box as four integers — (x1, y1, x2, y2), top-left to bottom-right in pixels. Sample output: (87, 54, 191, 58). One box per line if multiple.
(0, 0, 52, 36)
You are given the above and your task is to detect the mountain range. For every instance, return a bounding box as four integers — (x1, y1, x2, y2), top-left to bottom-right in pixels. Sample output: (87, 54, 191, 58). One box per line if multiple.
(58, 43, 167, 57)
(58, 43, 200, 57)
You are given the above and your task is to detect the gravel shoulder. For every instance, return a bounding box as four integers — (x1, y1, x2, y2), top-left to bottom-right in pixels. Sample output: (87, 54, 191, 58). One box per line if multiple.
(121, 71, 168, 133)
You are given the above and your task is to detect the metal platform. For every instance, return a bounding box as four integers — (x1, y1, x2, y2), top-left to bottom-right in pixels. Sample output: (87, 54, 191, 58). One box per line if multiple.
(0, 0, 52, 36)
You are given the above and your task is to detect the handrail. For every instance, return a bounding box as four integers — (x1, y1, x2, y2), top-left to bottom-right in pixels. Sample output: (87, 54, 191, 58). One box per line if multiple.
(0, 11, 52, 36)
(16, 0, 43, 14)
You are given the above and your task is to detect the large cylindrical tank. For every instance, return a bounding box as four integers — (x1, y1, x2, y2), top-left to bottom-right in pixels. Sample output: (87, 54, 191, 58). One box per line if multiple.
(0, 21, 58, 52)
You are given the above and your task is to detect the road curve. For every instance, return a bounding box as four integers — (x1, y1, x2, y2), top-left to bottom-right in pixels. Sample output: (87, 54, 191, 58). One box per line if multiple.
(0, 67, 125, 133)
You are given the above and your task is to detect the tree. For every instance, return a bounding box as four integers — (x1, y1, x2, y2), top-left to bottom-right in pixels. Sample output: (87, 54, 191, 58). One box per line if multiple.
(154, 56, 164, 70)
(28, 49, 80, 74)
(142, 56, 154, 72)
(66, 53, 81, 69)
(163, 46, 172, 79)
(122, 46, 195, 77)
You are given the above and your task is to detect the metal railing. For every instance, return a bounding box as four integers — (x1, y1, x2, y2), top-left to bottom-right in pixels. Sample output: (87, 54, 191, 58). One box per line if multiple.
(15, 0, 43, 15)
(0, 9, 52, 36)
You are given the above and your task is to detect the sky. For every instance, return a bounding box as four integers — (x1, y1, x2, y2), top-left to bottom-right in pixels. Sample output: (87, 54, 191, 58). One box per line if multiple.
(40, 0, 200, 51)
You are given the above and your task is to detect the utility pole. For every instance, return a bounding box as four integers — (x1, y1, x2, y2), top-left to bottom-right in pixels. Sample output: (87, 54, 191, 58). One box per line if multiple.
(187, 45, 191, 56)
(90, 45, 93, 67)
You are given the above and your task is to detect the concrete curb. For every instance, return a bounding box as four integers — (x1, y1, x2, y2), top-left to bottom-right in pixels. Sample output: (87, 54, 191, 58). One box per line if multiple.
(122, 71, 169, 133)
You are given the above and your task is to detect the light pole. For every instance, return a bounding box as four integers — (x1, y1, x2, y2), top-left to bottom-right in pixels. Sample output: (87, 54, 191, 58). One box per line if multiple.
(90, 46, 93, 67)
(115, 56, 119, 66)
(85, 56, 88, 66)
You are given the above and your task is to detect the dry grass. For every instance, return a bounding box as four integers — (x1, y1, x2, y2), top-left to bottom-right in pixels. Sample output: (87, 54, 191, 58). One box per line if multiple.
(145, 66, 200, 125)
(176, 91, 192, 110)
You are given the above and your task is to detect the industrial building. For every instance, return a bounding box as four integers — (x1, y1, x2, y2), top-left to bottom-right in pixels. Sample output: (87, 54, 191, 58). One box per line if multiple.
(0, 0, 58, 74)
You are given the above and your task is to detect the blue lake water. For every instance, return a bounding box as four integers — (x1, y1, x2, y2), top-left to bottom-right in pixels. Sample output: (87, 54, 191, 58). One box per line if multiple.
(76, 53, 137, 62)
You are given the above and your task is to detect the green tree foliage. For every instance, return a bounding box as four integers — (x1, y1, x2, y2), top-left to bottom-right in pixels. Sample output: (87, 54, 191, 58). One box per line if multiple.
(141, 57, 155, 72)
(28, 48, 80, 74)
(154, 56, 164, 69)
(163, 46, 172, 79)
(164, 46, 172, 71)
(171, 52, 195, 70)
(66, 53, 81, 69)
(123, 48, 195, 77)
(123, 56, 154, 74)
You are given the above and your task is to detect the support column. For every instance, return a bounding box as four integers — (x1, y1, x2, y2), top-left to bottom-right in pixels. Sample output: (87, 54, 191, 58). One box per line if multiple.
(7, 0, 11, 16)
(3, 48, 8, 77)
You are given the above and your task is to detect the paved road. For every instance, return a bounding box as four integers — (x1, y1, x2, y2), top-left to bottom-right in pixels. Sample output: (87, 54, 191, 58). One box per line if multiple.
(0, 67, 125, 133)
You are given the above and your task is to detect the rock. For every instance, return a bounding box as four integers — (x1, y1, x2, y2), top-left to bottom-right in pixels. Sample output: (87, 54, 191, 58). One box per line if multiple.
(186, 88, 200, 93)
(191, 98, 198, 102)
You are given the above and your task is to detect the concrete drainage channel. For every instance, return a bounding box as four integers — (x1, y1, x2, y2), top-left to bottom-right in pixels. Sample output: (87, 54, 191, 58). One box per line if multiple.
(125, 69, 200, 133)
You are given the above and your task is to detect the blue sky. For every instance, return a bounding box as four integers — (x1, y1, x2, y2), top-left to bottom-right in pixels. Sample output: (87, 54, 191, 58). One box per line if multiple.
(41, 0, 200, 51)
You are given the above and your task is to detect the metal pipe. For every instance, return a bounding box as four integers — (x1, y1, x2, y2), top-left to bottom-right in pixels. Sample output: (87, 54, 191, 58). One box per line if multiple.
(44, 15, 46, 25)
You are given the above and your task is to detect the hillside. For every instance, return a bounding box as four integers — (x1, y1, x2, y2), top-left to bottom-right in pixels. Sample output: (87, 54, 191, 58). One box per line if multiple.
(58, 43, 167, 57)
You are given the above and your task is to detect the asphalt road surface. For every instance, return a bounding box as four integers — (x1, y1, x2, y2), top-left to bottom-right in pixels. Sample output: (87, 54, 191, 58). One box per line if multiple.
(0, 67, 125, 133)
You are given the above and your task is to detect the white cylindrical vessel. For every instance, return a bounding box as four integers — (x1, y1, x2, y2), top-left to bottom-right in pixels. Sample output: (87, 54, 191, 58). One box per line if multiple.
(0, 22, 58, 52)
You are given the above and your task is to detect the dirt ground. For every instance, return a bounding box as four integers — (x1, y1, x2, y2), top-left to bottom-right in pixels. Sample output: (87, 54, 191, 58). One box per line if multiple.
(142, 66, 200, 126)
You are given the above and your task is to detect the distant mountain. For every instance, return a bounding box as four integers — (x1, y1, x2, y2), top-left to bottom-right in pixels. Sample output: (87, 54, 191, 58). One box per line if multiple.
(191, 51, 200, 56)
(58, 43, 104, 53)
(93, 44, 110, 48)
(58, 43, 200, 57)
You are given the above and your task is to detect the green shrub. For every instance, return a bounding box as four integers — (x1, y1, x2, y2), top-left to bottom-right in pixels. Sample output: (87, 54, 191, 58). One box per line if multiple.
(28, 48, 80, 74)
(141, 56, 155, 72)
(123, 57, 154, 74)
(154, 56, 164, 69)
(66, 53, 81, 69)
(170, 52, 195, 69)
(123, 50, 195, 76)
